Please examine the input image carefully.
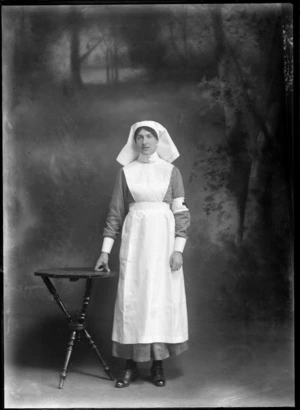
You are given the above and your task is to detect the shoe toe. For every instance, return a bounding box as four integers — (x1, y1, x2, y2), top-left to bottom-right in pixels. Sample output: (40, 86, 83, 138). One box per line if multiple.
(115, 368, 138, 388)
(151, 367, 166, 387)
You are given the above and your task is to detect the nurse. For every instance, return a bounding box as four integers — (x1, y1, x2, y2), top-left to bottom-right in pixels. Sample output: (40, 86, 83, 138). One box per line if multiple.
(94, 121, 191, 388)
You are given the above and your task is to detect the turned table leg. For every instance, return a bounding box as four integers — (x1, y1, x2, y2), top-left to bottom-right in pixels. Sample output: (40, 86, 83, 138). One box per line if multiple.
(84, 329, 114, 380)
(78, 278, 93, 326)
(59, 330, 77, 389)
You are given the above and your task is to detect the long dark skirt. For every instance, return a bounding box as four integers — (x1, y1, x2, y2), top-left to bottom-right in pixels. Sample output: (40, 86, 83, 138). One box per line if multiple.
(112, 341, 189, 362)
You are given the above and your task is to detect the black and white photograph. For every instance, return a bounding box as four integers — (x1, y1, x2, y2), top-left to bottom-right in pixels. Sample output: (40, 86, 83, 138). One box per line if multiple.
(3, 3, 294, 408)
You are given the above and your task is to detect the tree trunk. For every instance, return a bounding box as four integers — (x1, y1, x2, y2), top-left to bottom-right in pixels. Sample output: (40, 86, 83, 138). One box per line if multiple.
(210, 7, 238, 139)
(210, 5, 284, 245)
(168, 16, 186, 67)
(70, 8, 82, 88)
(106, 48, 109, 83)
(182, 5, 189, 70)
(106, 47, 113, 83)
(243, 16, 286, 242)
(211, 6, 251, 245)
(112, 36, 119, 83)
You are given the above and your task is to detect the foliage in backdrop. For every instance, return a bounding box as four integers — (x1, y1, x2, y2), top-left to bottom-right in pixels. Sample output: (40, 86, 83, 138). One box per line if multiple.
(3, 4, 293, 325)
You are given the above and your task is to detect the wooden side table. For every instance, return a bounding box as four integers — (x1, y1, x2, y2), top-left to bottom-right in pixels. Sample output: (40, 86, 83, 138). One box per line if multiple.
(34, 267, 116, 389)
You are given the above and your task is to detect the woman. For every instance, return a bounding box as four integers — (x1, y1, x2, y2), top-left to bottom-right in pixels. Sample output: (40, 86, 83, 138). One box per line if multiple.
(94, 121, 191, 388)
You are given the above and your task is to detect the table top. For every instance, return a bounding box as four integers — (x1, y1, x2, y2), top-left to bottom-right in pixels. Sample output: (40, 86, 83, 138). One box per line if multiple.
(34, 267, 116, 279)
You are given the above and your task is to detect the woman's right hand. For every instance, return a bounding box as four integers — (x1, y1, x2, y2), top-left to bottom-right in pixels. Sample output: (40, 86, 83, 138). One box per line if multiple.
(94, 252, 110, 272)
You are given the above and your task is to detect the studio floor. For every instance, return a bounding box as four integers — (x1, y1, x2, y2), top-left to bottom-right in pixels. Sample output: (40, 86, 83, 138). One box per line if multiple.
(5, 318, 294, 408)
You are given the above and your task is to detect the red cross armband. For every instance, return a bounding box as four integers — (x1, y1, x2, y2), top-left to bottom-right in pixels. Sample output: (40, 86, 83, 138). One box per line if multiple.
(171, 197, 189, 214)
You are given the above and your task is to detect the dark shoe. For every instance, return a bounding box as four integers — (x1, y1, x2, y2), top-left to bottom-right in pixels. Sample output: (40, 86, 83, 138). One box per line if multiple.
(115, 368, 139, 388)
(150, 365, 166, 387)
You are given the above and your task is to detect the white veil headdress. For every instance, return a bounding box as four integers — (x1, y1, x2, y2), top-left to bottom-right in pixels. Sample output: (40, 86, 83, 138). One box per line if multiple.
(116, 121, 180, 165)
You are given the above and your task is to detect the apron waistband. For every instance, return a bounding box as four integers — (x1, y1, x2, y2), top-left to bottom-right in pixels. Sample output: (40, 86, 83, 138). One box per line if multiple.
(129, 202, 170, 211)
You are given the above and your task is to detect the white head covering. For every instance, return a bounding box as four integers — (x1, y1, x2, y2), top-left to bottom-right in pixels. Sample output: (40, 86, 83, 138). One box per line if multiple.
(116, 121, 180, 165)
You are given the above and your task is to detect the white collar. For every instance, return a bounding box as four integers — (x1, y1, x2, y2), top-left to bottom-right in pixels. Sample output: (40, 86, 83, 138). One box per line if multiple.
(138, 151, 159, 163)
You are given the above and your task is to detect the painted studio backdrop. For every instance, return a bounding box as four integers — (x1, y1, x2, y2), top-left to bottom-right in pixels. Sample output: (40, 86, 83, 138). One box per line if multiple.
(3, 4, 294, 406)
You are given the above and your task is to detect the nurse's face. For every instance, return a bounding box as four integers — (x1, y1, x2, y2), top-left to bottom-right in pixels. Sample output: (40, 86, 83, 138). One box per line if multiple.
(135, 128, 158, 155)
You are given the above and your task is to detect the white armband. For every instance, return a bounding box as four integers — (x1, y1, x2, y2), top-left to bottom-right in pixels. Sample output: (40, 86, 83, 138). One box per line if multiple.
(171, 197, 189, 214)
(101, 237, 115, 254)
(174, 237, 187, 253)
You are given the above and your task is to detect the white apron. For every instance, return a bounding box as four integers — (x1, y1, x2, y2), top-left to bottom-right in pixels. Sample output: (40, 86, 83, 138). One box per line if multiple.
(112, 158, 188, 344)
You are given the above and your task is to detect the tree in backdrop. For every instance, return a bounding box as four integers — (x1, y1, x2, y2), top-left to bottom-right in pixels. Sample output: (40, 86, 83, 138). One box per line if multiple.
(4, 4, 293, 319)
(94, 6, 125, 84)
(192, 4, 293, 319)
(5, 6, 67, 107)
(120, 6, 168, 75)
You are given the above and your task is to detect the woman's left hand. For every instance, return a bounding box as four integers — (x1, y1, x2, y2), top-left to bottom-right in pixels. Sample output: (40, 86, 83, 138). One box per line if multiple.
(169, 251, 183, 271)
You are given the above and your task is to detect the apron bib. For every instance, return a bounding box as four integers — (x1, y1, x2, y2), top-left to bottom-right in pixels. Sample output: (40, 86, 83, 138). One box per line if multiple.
(112, 159, 188, 344)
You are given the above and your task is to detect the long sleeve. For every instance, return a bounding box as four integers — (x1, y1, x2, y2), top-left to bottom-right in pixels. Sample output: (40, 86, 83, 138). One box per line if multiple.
(170, 167, 191, 252)
(101, 169, 127, 253)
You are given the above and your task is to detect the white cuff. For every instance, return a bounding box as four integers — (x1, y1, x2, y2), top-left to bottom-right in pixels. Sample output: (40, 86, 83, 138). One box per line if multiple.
(101, 237, 115, 254)
(174, 237, 187, 253)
